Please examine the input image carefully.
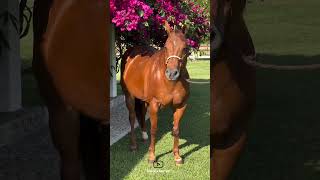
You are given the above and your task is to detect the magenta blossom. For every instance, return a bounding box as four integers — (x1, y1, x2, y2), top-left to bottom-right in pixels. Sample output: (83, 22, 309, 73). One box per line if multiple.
(111, 0, 209, 54)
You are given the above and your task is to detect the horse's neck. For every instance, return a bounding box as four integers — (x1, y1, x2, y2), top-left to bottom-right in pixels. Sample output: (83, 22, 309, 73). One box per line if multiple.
(154, 48, 167, 69)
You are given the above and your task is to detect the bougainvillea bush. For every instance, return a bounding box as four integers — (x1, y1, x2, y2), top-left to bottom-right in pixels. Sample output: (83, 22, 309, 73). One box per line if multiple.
(110, 0, 210, 60)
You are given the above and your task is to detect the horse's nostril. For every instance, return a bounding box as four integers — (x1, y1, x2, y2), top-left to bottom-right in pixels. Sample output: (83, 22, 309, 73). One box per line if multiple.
(165, 69, 180, 80)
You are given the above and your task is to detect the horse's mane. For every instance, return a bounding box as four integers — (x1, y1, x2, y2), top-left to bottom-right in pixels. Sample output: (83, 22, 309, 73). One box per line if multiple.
(152, 47, 167, 70)
(230, 0, 247, 16)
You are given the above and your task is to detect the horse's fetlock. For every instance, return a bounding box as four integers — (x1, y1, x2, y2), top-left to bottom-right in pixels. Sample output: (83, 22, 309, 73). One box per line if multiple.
(172, 128, 179, 137)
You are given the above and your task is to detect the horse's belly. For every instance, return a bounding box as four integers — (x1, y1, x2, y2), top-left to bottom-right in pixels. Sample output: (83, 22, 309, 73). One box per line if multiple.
(124, 77, 145, 99)
(123, 60, 148, 100)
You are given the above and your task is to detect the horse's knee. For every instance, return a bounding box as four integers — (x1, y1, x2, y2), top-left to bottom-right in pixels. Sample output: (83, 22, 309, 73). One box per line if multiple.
(150, 128, 157, 135)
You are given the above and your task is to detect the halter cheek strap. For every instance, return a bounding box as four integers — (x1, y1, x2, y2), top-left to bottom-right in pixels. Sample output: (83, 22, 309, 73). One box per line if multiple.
(166, 55, 182, 64)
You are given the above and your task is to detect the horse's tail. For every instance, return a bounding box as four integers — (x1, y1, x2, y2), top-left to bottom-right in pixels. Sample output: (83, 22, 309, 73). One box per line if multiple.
(120, 47, 135, 92)
(79, 113, 109, 179)
(120, 47, 135, 75)
(134, 98, 145, 127)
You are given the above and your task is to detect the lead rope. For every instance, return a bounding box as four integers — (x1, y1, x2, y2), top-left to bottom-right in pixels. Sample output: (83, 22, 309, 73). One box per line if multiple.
(243, 54, 320, 70)
(185, 78, 210, 84)
(167, 53, 211, 84)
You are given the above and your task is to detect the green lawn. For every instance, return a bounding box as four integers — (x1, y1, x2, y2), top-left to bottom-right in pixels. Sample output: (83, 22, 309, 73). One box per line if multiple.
(20, 4, 44, 107)
(231, 1, 320, 179)
(111, 60, 210, 180)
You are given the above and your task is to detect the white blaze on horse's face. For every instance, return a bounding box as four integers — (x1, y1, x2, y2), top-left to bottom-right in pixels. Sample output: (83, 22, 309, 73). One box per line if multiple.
(164, 30, 187, 81)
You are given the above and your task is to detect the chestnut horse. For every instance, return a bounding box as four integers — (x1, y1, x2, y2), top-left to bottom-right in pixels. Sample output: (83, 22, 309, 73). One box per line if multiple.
(211, 0, 256, 179)
(32, 0, 108, 179)
(120, 21, 190, 165)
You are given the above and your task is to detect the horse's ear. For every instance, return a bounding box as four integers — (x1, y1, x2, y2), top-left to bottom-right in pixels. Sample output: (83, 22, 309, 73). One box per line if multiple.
(164, 20, 172, 34)
(182, 24, 189, 35)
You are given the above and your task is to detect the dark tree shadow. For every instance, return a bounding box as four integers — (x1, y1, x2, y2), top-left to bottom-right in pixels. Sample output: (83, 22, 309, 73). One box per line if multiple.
(231, 54, 320, 180)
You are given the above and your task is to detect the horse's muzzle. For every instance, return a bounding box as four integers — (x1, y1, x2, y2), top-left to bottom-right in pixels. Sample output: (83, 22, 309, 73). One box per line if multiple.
(165, 68, 180, 81)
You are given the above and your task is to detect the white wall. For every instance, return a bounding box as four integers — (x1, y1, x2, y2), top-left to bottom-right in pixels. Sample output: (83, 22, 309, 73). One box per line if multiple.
(0, 0, 22, 112)
(110, 25, 117, 98)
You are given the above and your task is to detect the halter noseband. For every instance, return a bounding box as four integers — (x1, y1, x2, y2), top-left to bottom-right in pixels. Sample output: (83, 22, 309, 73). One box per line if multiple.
(166, 55, 182, 64)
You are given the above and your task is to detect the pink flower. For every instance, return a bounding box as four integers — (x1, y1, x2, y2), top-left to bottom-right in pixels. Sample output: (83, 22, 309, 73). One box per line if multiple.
(111, 0, 210, 50)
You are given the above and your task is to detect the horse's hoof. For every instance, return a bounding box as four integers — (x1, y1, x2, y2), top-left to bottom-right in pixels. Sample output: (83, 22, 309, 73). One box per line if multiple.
(175, 158, 184, 166)
(148, 159, 155, 164)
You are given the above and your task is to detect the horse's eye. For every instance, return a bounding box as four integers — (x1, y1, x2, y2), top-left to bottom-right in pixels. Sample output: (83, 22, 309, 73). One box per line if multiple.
(183, 48, 189, 54)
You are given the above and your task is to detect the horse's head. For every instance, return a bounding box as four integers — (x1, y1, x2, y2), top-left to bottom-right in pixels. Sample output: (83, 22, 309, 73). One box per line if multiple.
(211, 0, 247, 55)
(163, 21, 188, 81)
(211, 0, 230, 53)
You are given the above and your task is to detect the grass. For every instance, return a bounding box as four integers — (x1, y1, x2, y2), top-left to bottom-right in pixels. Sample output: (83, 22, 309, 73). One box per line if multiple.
(230, 1, 320, 179)
(19, 4, 44, 107)
(111, 60, 210, 180)
(21, 0, 34, 69)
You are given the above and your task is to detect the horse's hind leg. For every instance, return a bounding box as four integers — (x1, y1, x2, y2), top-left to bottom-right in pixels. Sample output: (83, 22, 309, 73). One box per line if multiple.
(47, 106, 81, 180)
(125, 94, 138, 151)
(135, 99, 148, 142)
(79, 114, 107, 180)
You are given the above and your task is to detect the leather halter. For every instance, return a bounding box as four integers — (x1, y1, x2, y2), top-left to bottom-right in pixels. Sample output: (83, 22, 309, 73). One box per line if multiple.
(166, 55, 182, 64)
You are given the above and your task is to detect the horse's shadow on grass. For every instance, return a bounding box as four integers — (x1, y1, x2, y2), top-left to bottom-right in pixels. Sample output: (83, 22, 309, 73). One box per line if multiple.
(231, 54, 320, 180)
(110, 79, 210, 179)
(156, 139, 205, 162)
(156, 79, 210, 162)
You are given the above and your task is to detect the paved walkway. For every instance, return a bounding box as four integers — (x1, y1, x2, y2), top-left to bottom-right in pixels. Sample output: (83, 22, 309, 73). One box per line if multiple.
(0, 106, 61, 180)
(0, 107, 86, 180)
(0, 127, 60, 180)
(0, 95, 142, 179)
(110, 95, 149, 145)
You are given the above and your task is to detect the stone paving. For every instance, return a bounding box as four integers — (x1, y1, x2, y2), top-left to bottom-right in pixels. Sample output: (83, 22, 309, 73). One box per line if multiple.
(0, 126, 60, 180)
(110, 95, 137, 145)
(110, 95, 149, 145)
(0, 95, 142, 179)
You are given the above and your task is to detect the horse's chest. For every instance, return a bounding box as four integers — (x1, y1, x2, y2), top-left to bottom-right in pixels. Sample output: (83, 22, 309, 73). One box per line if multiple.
(157, 86, 187, 107)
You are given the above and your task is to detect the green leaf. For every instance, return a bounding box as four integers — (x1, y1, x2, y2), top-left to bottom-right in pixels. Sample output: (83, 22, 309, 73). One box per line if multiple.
(138, 10, 144, 17)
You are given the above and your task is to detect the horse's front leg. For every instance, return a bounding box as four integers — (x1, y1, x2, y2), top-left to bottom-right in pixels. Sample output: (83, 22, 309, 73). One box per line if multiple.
(172, 104, 187, 165)
(148, 100, 159, 163)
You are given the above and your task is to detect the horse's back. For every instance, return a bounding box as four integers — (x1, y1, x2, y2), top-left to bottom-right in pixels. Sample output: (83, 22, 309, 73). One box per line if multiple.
(120, 46, 157, 99)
